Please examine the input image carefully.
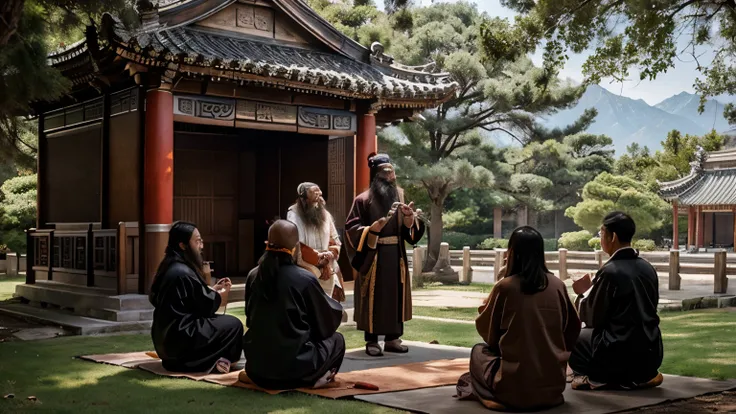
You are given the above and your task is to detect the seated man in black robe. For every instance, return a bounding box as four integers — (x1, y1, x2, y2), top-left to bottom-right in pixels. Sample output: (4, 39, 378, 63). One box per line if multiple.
(569, 211, 663, 390)
(242, 220, 345, 390)
(149, 221, 243, 373)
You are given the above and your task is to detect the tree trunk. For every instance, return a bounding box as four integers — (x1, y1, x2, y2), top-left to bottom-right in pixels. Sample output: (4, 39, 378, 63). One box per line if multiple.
(423, 200, 444, 271)
(0, 0, 24, 46)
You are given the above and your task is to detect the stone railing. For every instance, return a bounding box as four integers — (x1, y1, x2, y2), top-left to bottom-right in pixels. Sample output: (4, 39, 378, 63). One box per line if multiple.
(409, 244, 735, 294)
(0, 253, 27, 276)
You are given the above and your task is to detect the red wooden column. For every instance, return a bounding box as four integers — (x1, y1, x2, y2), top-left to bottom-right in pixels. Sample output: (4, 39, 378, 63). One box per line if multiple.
(687, 206, 694, 249)
(355, 109, 377, 195)
(672, 201, 679, 250)
(696, 206, 704, 250)
(143, 89, 174, 292)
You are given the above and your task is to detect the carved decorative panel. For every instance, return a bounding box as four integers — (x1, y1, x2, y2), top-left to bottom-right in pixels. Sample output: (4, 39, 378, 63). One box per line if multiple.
(254, 7, 273, 32)
(198, 4, 274, 37)
(174, 95, 235, 121)
(328, 138, 347, 228)
(236, 6, 255, 29)
(298, 107, 356, 133)
(175, 95, 355, 134)
(236, 100, 297, 124)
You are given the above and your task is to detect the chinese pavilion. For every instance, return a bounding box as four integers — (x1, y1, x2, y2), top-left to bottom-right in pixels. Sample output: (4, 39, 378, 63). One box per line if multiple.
(659, 148, 736, 252)
(16, 0, 455, 321)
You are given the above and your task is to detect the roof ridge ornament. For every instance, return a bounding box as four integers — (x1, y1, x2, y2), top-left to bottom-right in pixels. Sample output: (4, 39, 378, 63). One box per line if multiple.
(136, 0, 160, 31)
(691, 145, 706, 174)
(371, 42, 393, 64)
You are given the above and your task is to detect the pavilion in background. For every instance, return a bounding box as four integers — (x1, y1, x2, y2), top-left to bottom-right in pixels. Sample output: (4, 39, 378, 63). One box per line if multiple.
(660, 148, 736, 252)
(15, 0, 455, 323)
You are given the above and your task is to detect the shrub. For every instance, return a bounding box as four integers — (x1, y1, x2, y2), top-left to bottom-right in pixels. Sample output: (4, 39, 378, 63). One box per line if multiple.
(588, 237, 601, 250)
(633, 239, 657, 251)
(478, 238, 508, 250)
(558, 230, 594, 251)
(443, 232, 490, 250)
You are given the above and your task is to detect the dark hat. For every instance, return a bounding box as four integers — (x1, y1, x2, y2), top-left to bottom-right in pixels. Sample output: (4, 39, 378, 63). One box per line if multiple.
(368, 153, 391, 170)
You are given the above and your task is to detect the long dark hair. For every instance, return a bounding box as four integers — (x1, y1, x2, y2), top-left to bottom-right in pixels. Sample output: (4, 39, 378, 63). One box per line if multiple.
(153, 221, 203, 281)
(253, 246, 295, 301)
(503, 226, 549, 294)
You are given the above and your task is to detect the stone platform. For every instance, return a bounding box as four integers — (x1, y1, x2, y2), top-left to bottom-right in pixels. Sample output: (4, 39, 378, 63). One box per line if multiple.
(0, 303, 151, 335)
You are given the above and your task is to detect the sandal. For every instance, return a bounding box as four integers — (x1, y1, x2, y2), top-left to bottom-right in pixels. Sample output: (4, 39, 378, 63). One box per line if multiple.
(365, 342, 383, 357)
(384, 339, 409, 353)
(214, 357, 231, 374)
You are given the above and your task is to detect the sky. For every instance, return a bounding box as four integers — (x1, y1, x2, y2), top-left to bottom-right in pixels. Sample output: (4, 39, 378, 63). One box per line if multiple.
(378, 0, 719, 106)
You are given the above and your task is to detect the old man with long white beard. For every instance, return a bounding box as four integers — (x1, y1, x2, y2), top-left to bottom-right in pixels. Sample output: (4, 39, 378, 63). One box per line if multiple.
(287, 182, 346, 302)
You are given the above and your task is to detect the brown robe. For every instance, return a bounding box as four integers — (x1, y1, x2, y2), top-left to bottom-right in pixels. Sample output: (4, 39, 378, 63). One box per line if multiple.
(458, 274, 580, 411)
(345, 189, 425, 334)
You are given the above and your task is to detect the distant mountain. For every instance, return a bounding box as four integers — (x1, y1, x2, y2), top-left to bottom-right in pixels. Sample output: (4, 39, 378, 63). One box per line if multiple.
(654, 92, 730, 132)
(543, 85, 729, 155)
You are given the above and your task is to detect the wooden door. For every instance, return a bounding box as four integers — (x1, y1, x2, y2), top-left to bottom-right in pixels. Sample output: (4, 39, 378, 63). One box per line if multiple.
(174, 149, 238, 276)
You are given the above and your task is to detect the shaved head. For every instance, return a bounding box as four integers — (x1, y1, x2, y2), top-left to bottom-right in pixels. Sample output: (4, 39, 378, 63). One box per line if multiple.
(268, 219, 299, 250)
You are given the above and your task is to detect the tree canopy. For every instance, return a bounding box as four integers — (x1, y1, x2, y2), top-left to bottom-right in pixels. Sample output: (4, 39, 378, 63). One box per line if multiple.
(565, 172, 671, 236)
(0, 0, 133, 168)
(491, 0, 736, 123)
(614, 129, 726, 189)
(0, 172, 36, 253)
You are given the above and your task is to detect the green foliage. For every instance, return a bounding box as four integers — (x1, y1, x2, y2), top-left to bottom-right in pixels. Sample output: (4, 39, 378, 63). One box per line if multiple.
(558, 230, 594, 251)
(0, 173, 37, 253)
(1, 0, 134, 167)
(565, 172, 671, 237)
(633, 239, 657, 252)
(614, 130, 726, 191)
(442, 232, 490, 250)
(477, 238, 508, 250)
(494, 0, 736, 124)
(371, 2, 605, 269)
(588, 237, 601, 250)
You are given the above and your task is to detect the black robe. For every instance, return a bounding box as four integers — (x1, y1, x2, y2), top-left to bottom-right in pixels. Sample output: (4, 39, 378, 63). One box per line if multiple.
(345, 189, 425, 335)
(569, 248, 663, 385)
(149, 261, 243, 373)
(243, 263, 345, 389)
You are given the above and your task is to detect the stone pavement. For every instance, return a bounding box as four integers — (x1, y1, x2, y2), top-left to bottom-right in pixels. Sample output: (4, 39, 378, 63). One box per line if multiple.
(419, 266, 736, 309)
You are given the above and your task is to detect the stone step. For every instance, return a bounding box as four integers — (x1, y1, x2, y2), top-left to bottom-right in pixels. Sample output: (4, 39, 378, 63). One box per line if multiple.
(34, 280, 116, 296)
(85, 307, 154, 322)
(0, 303, 151, 335)
(15, 283, 153, 313)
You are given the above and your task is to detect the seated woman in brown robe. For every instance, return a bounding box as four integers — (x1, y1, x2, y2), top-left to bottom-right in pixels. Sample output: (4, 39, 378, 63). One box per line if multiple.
(456, 226, 581, 411)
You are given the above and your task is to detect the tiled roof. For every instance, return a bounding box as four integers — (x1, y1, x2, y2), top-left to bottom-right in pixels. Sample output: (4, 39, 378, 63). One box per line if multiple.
(660, 169, 736, 206)
(104, 23, 455, 101)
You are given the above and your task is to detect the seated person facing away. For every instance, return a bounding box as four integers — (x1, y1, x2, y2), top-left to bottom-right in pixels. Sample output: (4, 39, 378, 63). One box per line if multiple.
(457, 226, 580, 411)
(242, 220, 345, 390)
(149, 221, 243, 373)
(569, 211, 664, 390)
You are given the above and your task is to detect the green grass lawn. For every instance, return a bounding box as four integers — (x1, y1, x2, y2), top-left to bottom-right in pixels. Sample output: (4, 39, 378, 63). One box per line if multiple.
(413, 306, 478, 321)
(1, 269, 735, 413)
(0, 276, 24, 301)
(0, 318, 479, 414)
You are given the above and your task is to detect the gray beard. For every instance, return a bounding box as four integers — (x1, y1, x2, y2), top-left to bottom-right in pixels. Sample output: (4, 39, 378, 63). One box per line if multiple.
(370, 178, 399, 216)
(299, 201, 327, 229)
